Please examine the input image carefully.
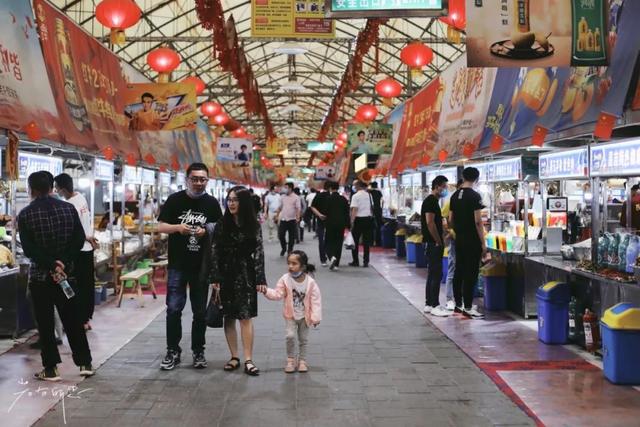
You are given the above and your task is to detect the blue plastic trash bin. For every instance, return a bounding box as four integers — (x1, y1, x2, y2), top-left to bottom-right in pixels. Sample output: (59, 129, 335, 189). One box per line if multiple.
(415, 243, 426, 268)
(483, 276, 507, 311)
(94, 286, 102, 305)
(382, 222, 397, 248)
(406, 241, 416, 263)
(101, 285, 108, 302)
(601, 303, 640, 385)
(536, 281, 571, 344)
(395, 235, 406, 258)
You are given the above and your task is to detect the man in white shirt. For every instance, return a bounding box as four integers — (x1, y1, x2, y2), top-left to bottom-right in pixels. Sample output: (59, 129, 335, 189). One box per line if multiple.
(305, 189, 317, 232)
(54, 173, 98, 331)
(263, 185, 282, 242)
(349, 180, 374, 267)
(276, 183, 301, 256)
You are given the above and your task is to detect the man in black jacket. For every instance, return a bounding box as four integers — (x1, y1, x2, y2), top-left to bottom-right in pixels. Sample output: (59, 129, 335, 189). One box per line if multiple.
(19, 171, 93, 381)
(310, 181, 330, 266)
(324, 181, 350, 271)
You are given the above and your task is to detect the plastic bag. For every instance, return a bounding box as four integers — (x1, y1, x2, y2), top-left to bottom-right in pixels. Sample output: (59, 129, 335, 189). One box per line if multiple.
(344, 231, 355, 249)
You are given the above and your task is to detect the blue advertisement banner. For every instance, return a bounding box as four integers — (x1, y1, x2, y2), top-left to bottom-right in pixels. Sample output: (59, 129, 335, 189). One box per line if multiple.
(539, 148, 589, 180)
(590, 138, 640, 177)
(479, 0, 640, 151)
(18, 152, 61, 180)
(486, 157, 522, 182)
(94, 159, 114, 181)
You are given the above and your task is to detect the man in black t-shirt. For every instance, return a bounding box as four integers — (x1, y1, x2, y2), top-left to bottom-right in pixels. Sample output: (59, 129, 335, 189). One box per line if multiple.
(311, 180, 331, 266)
(157, 163, 223, 370)
(421, 175, 450, 317)
(369, 182, 384, 246)
(449, 167, 486, 319)
(325, 181, 351, 271)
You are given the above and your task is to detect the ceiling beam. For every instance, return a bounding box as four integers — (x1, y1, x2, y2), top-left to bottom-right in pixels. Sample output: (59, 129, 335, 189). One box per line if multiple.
(98, 36, 461, 44)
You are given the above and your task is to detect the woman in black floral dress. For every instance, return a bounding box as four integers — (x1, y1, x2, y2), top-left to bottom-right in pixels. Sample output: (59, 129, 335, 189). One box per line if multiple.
(210, 186, 267, 376)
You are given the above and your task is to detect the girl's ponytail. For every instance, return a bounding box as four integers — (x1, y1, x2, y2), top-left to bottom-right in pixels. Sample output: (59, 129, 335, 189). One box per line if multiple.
(290, 250, 316, 275)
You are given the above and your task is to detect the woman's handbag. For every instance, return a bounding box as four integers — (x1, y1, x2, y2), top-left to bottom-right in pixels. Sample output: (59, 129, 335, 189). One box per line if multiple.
(205, 288, 223, 328)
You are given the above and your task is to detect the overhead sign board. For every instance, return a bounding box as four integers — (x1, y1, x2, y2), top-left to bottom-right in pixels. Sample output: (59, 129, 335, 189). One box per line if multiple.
(176, 172, 186, 186)
(590, 138, 640, 177)
(142, 168, 156, 185)
(252, 0, 335, 38)
(18, 152, 62, 180)
(307, 142, 335, 152)
(425, 167, 457, 186)
(94, 159, 114, 182)
(160, 172, 171, 187)
(326, 0, 446, 18)
(484, 157, 522, 183)
(467, 162, 489, 183)
(539, 148, 589, 180)
(123, 165, 142, 184)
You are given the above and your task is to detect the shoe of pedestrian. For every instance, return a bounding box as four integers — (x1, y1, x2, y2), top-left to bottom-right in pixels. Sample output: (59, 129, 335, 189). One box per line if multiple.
(298, 360, 309, 373)
(329, 257, 338, 270)
(56, 338, 63, 345)
(34, 367, 61, 382)
(284, 358, 296, 373)
(80, 365, 95, 377)
(193, 351, 208, 369)
(423, 305, 433, 313)
(348, 262, 359, 267)
(445, 300, 455, 311)
(430, 306, 450, 317)
(280, 250, 286, 257)
(321, 262, 328, 267)
(160, 349, 181, 370)
(463, 307, 485, 319)
(454, 306, 464, 314)
(362, 263, 369, 268)
(29, 340, 41, 350)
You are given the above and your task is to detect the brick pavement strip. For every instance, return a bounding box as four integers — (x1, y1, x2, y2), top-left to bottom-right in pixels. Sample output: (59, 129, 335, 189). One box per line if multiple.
(34, 240, 534, 427)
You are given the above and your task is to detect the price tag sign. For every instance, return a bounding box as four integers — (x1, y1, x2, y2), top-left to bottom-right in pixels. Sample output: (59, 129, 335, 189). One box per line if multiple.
(539, 148, 588, 180)
(18, 152, 62, 179)
(94, 159, 114, 182)
(590, 138, 640, 177)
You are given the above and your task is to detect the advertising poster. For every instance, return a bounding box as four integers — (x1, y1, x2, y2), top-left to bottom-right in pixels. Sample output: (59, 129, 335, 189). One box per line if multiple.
(217, 138, 253, 165)
(195, 120, 217, 168)
(251, 0, 335, 38)
(466, 0, 607, 67)
(347, 122, 393, 154)
(390, 77, 442, 170)
(124, 82, 197, 131)
(479, 0, 640, 151)
(174, 129, 202, 167)
(314, 165, 337, 180)
(34, 0, 131, 155)
(434, 57, 497, 156)
(135, 131, 175, 166)
(266, 137, 288, 155)
(0, 0, 61, 141)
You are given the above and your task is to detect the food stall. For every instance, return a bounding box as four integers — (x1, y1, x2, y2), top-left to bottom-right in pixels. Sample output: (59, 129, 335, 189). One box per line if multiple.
(118, 165, 150, 257)
(397, 171, 425, 222)
(92, 158, 115, 270)
(159, 171, 172, 203)
(140, 168, 157, 251)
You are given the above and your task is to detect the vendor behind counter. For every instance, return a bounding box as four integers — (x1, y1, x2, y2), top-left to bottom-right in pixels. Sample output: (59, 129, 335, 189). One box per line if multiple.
(619, 184, 640, 230)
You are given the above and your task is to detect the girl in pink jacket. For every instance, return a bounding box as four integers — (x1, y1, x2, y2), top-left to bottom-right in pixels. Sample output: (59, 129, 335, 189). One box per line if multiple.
(262, 250, 322, 373)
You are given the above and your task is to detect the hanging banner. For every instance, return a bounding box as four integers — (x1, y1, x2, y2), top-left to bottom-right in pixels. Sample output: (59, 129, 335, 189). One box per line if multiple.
(195, 120, 217, 168)
(136, 131, 175, 166)
(347, 122, 393, 154)
(217, 138, 253, 165)
(433, 57, 497, 157)
(34, 0, 131, 155)
(251, 0, 335, 38)
(314, 165, 337, 181)
(174, 129, 202, 168)
(466, 0, 608, 68)
(124, 82, 197, 131)
(266, 137, 287, 155)
(0, 0, 61, 141)
(390, 77, 442, 170)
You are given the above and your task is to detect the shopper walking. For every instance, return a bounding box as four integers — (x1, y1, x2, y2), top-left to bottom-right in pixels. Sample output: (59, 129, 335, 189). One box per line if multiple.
(310, 181, 330, 266)
(349, 180, 375, 267)
(276, 183, 301, 256)
(19, 171, 93, 381)
(294, 187, 306, 243)
(421, 175, 450, 317)
(262, 250, 322, 373)
(210, 186, 267, 376)
(157, 163, 223, 370)
(369, 182, 384, 247)
(305, 188, 317, 232)
(54, 173, 99, 331)
(263, 185, 282, 242)
(249, 188, 262, 219)
(449, 167, 486, 319)
(443, 179, 463, 311)
(326, 181, 350, 271)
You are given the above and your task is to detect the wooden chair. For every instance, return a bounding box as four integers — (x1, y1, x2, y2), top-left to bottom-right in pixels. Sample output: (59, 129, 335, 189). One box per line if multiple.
(117, 267, 156, 308)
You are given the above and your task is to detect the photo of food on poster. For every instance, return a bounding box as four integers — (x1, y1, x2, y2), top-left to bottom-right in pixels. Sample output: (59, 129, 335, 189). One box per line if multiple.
(347, 122, 392, 154)
(217, 137, 253, 168)
(466, 0, 608, 67)
(124, 82, 197, 131)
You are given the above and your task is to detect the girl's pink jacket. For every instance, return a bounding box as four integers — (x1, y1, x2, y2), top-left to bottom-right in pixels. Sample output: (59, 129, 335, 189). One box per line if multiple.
(264, 273, 322, 327)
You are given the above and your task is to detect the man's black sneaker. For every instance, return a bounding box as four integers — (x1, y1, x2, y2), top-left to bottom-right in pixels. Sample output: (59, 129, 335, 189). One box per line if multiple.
(34, 367, 61, 382)
(280, 250, 286, 257)
(80, 365, 95, 377)
(193, 352, 208, 369)
(160, 349, 181, 370)
(362, 263, 369, 268)
(348, 262, 359, 267)
(454, 306, 464, 314)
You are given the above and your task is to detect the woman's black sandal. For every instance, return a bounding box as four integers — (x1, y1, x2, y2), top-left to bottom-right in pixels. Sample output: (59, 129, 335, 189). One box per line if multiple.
(244, 360, 260, 376)
(224, 357, 240, 371)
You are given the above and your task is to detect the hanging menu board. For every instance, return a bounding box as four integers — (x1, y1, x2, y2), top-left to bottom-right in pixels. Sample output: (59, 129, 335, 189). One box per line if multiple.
(142, 168, 155, 185)
(486, 157, 522, 182)
(425, 167, 458, 186)
(160, 172, 171, 187)
(18, 151, 62, 179)
(590, 138, 640, 177)
(94, 159, 114, 181)
(539, 148, 589, 180)
(251, 0, 335, 38)
(123, 165, 142, 184)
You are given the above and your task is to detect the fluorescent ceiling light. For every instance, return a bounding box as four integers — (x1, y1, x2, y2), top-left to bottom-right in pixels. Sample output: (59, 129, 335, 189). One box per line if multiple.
(274, 42, 307, 55)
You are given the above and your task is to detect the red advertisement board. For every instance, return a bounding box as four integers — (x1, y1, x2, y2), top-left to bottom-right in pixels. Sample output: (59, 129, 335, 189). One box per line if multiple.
(34, 0, 133, 156)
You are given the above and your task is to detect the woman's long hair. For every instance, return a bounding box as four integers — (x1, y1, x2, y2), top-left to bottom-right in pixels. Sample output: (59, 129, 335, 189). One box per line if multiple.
(223, 185, 258, 237)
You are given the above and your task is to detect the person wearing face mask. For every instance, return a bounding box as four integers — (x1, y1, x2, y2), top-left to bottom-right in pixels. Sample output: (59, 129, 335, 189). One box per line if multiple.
(421, 175, 450, 317)
(157, 163, 223, 371)
(275, 183, 301, 256)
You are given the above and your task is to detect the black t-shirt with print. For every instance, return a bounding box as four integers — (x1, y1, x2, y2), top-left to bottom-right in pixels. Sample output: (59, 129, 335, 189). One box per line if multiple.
(421, 194, 443, 244)
(450, 187, 484, 249)
(158, 190, 223, 270)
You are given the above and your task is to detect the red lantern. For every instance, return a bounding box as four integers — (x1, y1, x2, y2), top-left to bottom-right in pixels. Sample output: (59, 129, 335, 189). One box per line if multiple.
(421, 154, 431, 165)
(338, 132, 348, 141)
(24, 121, 41, 141)
(95, 0, 141, 45)
(400, 42, 434, 77)
(490, 134, 504, 152)
(182, 76, 206, 96)
(410, 159, 419, 170)
(355, 104, 378, 123)
(212, 113, 229, 126)
(439, 0, 466, 30)
(375, 77, 402, 107)
(159, 165, 167, 172)
(200, 101, 221, 117)
(438, 149, 448, 163)
(126, 153, 136, 166)
(462, 143, 475, 158)
(102, 145, 114, 161)
(144, 153, 156, 165)
(147, 47, 181, 82)
(232, 127, 247, 138)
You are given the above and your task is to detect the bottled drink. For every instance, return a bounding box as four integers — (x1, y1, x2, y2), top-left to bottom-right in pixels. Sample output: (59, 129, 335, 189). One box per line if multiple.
(59, 278, 75, 299)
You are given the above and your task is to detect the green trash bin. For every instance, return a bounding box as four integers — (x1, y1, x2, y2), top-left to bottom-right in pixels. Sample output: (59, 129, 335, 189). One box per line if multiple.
(137, 260, 151, 285)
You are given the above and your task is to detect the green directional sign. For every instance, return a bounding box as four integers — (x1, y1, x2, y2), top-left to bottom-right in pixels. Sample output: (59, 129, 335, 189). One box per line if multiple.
(326, 0, 446, 18)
